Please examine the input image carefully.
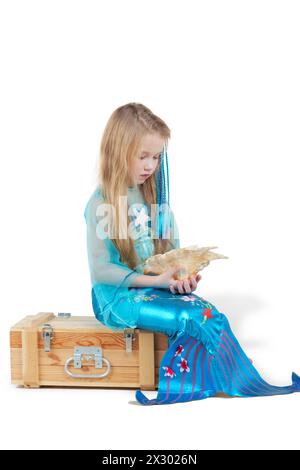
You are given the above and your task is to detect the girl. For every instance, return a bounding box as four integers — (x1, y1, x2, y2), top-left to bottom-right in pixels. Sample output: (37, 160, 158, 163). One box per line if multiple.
(84, 102, 300, 405)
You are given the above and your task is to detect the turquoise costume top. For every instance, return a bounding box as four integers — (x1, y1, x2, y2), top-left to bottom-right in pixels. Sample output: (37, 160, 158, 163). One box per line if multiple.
(84, 183, 180, 331)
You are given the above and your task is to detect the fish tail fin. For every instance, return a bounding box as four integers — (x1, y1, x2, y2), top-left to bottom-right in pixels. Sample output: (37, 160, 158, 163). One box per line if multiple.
(292, 372, 300, 391)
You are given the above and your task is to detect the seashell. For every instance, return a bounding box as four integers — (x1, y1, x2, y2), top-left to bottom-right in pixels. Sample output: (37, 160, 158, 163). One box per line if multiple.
(143, 245, 228, 280)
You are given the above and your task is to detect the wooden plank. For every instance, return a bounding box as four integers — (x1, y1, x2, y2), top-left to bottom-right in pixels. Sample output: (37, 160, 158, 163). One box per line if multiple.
(11, 365, 160, 389)
(40, 318, 111, 331)
(139, 331, 155, 390)
(154, 332, 169, 350)
(11, 331, 140, 350)
(22, 312, 55, 387)
(13, 363, 138, 386)
(11, 348, 166, 368)
(11, 330, 169, 351)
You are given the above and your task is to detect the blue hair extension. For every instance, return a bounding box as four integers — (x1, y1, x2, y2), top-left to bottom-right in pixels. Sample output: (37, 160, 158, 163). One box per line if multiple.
(155, 141, 171, 241)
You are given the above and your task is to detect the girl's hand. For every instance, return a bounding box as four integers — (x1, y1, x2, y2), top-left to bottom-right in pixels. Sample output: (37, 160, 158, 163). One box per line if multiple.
(169, 273, 202, 294)
(155, 266, 202, 294)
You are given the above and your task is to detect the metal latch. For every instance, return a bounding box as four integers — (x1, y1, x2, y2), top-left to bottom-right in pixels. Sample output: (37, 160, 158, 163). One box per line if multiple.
(73, 347, 102, 368)
(123, 328, 135, 353)
(58, 312, 71, 318)
(42, 323, 54, 352)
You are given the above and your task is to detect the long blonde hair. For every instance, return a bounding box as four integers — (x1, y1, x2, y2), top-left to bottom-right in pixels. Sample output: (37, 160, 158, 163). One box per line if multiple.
(98, 102, 176, 270)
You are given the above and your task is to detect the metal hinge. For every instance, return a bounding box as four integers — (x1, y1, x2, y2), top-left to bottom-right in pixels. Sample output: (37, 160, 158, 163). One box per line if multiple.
(123, 328, 136, 353)
(42, 323, 54, 352)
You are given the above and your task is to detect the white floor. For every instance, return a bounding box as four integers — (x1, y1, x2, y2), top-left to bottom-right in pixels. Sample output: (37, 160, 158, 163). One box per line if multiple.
(2, 380, 299, 450)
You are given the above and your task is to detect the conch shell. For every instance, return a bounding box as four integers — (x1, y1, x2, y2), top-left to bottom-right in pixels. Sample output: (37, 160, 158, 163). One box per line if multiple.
(143, 245, 228, 280)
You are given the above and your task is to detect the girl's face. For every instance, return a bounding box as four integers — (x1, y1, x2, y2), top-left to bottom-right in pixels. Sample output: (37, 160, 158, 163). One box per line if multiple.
(130, 133, 165, 186)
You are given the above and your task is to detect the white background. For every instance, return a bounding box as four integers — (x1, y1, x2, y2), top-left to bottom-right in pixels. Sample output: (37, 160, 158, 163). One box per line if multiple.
(1, 0, 299, 451)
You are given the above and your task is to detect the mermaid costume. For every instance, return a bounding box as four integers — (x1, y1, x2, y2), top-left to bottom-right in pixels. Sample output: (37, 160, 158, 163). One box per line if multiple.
(84, 146, 300, 405)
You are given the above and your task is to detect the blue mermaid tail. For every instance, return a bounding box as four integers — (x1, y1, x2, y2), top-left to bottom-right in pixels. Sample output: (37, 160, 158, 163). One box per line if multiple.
(135, 312, 300, 406)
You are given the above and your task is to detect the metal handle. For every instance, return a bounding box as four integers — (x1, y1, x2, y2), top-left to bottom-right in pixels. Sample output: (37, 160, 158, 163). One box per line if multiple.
(64, 357, 111, 378)
(64, 346, 111, 379)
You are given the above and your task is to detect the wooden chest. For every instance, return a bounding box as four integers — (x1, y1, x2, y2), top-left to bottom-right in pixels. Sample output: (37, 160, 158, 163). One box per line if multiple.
(10, 312, 169, 390)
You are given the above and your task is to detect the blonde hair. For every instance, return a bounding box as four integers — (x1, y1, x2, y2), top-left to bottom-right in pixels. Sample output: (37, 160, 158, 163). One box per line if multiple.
(98, 102, 175, 270)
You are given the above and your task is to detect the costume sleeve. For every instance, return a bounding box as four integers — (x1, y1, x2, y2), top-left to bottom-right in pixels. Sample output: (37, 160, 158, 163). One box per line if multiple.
(84, 193, 140, 288)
